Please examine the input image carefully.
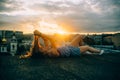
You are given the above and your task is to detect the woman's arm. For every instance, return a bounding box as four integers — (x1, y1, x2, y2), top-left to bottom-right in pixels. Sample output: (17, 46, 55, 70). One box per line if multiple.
(34, 30, 57, 48)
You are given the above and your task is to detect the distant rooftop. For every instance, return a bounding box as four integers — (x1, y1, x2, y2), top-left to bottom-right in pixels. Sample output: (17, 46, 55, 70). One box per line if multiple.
(0, 30, 23, 38)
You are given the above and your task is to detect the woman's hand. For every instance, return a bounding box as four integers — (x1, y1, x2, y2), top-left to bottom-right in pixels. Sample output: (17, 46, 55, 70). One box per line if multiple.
(19, 51, 32, 59)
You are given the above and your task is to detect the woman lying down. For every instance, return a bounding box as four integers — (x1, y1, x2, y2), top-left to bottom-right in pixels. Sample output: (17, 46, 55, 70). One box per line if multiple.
(20, 30, 104, 58)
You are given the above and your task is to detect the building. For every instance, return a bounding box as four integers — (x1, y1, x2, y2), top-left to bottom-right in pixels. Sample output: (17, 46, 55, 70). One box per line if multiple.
(87, 34, 102, 45)
(10, 33, 18, 56)
(0, 30, 23, 55)
(0, 38, 8, 53)
(112, 33, 120, 49)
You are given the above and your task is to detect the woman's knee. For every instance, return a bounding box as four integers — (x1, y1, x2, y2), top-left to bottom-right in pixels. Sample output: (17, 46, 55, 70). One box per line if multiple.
(77, 35, 84, 39)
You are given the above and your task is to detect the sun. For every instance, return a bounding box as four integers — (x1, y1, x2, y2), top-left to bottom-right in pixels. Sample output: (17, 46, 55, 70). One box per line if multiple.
(38, 21, 67, 34)
(57, 30, 66, 34)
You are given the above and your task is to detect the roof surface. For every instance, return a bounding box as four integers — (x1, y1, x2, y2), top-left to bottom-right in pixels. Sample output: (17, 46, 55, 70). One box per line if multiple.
(0, 51, 120, 80)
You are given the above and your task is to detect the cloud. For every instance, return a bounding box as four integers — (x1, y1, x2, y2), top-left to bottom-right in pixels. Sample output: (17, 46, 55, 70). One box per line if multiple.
(0, 0, 120, 33)
(0, 0, 24, 13)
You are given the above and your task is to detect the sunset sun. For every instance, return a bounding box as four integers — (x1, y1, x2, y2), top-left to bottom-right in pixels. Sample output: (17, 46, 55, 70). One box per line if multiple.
(38, 21, 67, 34)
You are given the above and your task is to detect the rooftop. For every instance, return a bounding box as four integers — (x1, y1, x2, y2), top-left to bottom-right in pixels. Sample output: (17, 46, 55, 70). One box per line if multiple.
(0, 50, 120, 80)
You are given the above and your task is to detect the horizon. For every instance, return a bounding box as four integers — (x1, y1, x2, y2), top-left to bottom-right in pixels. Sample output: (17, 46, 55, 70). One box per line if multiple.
(0, 29, 120, 35)
(0, 0, 120, 34)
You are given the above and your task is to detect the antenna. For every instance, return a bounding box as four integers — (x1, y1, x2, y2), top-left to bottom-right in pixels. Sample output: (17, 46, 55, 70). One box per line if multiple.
(13, 30, 16, 35)
(3, 30, 5, 38)
(2, 30, 7, 42)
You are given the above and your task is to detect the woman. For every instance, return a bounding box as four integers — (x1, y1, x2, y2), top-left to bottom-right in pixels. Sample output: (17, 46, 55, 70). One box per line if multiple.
(20, 30, 104, 58)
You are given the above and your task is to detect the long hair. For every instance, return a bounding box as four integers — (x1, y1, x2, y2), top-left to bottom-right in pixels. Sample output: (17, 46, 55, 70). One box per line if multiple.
(31, 36, 44, 58)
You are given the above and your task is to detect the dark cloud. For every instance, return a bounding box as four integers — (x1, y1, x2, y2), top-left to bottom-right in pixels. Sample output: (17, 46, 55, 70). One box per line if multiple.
(0, 0, 120, 33)
(0, 0, 24, 12)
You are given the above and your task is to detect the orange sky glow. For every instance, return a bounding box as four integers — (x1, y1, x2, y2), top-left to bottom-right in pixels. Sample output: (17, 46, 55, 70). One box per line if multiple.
(0, 0, 120, 34)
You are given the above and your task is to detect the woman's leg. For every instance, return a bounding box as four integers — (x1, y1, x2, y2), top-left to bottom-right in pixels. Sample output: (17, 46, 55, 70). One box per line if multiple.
(70, 34, 84, 47)
(79, 45, 101, 54)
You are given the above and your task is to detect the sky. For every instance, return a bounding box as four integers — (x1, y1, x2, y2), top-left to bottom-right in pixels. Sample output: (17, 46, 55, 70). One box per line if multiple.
(0, 0, 120, 34)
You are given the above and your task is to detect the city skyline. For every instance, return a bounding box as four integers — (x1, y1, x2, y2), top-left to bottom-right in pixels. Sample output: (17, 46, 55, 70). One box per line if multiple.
(0, 0, 120, 34)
